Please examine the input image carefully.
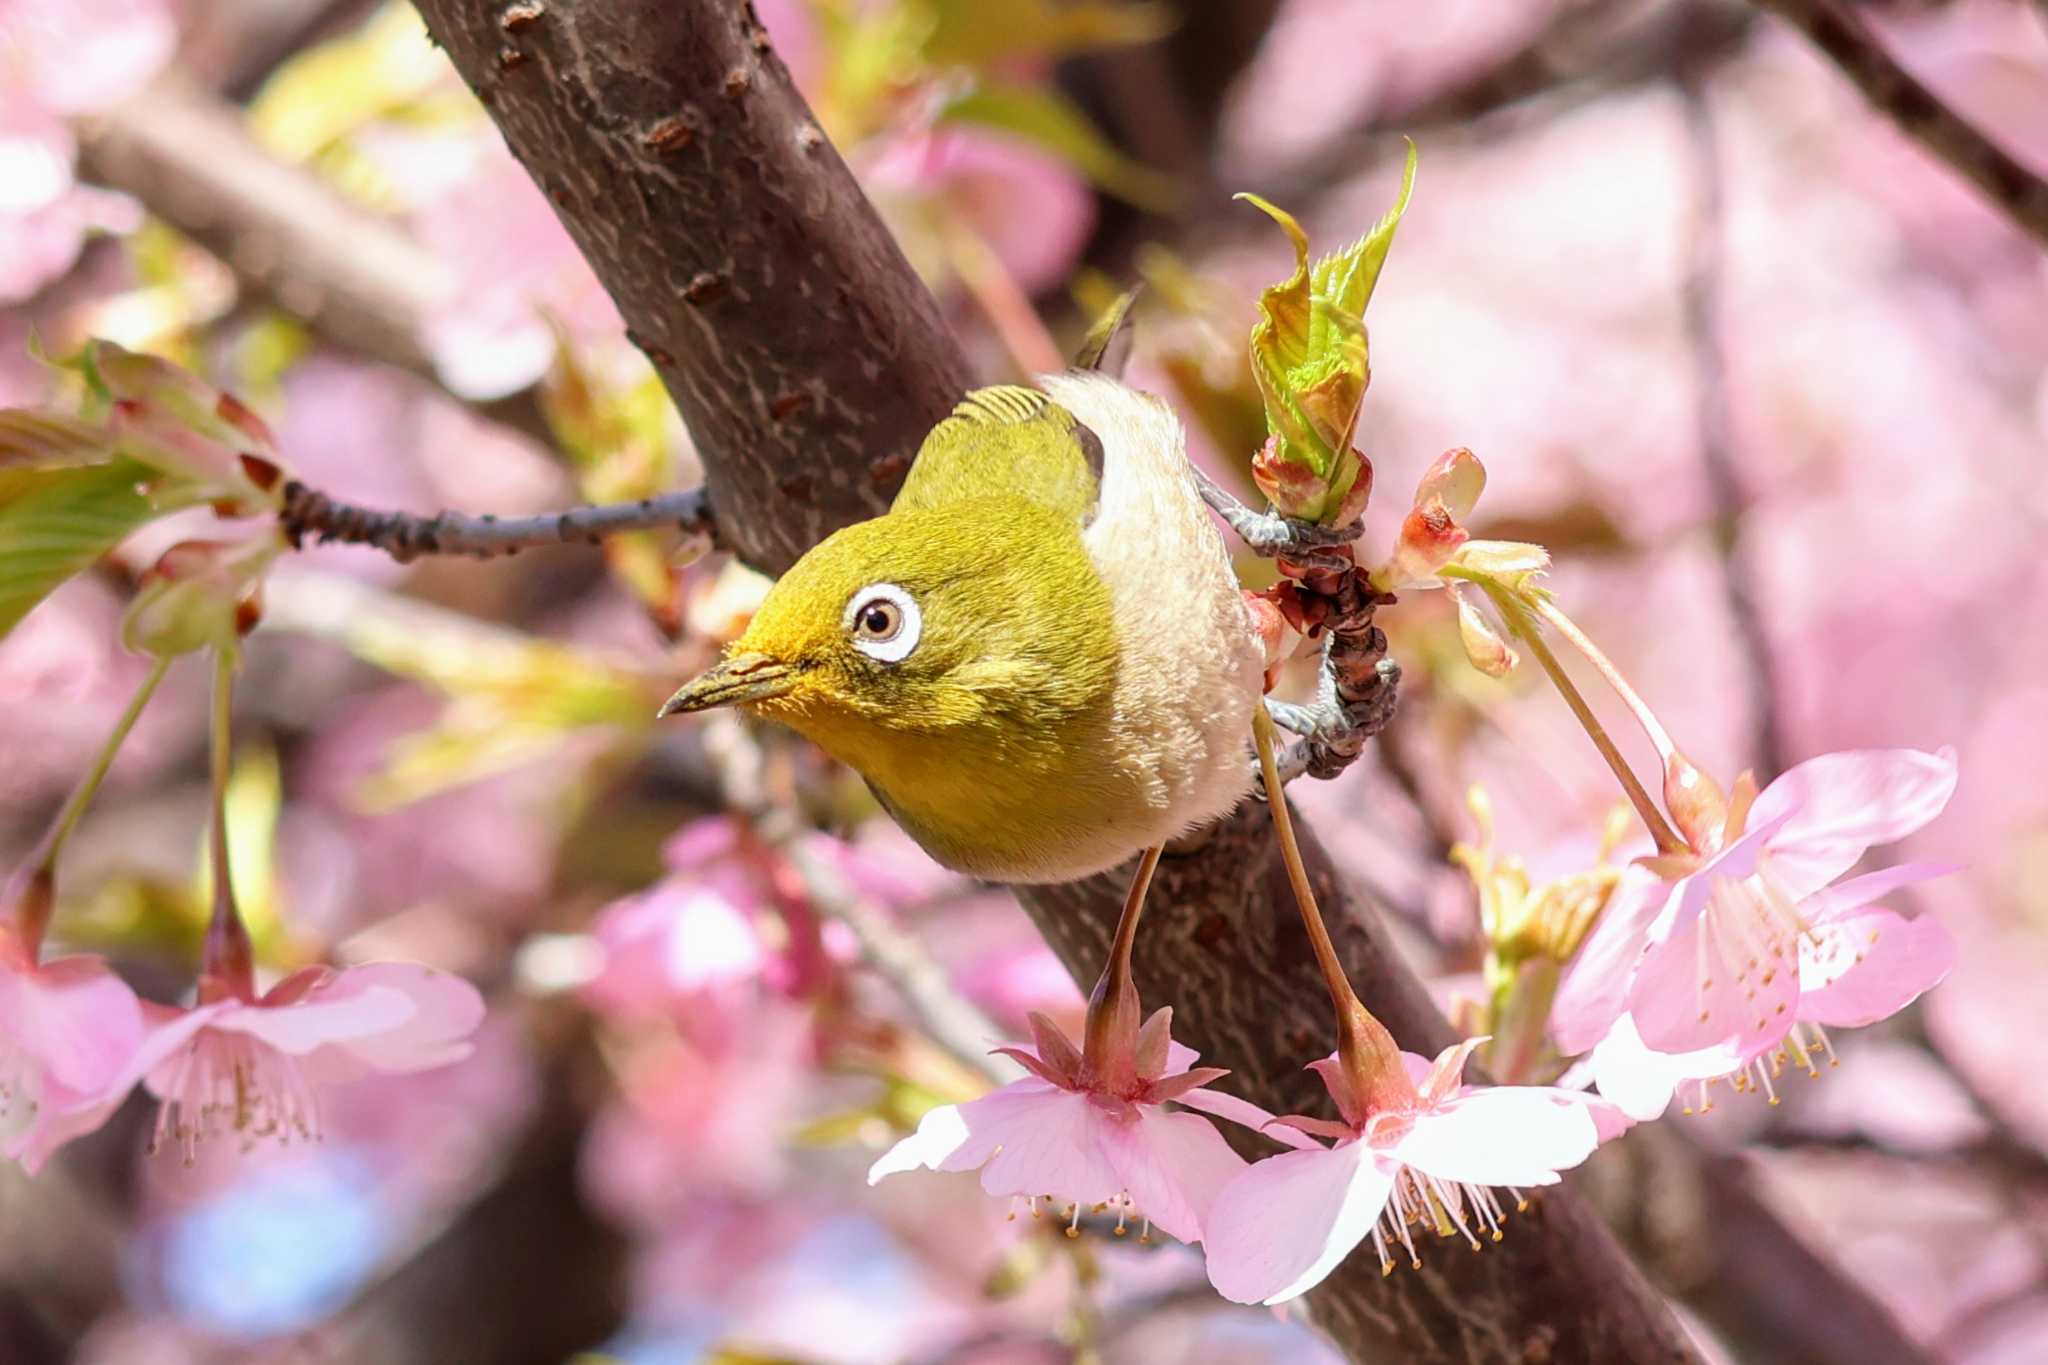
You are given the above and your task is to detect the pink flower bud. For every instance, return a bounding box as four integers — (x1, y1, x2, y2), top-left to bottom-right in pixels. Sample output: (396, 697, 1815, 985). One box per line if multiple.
(1414, 447, 1484, 521)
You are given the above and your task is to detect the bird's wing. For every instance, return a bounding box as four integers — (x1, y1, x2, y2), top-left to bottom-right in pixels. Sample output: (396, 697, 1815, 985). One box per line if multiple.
(891, 384, 1102, 526)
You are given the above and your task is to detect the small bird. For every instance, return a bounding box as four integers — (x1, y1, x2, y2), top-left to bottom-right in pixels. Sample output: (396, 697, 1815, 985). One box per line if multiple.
(661, 371, 1263, 883)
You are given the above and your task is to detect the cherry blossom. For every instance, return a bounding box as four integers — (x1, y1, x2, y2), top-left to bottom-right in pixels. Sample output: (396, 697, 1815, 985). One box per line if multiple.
(1552, 747, 1959, 1113)
(144, 962, 485, 1161)
(1203, 1039, 1624, 1305)
(869, 1007, 1288, 1245)
(0, 928, 157, 1172)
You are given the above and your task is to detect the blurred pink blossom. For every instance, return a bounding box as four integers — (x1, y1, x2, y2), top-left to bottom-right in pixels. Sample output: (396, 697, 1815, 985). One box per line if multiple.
(1203, 1039, 1621, 1305)
(865, 128, 1095, 296)
(144, 961, 484, 1160)
(870, 1008, 1275, 1245)
(0, 935, 154, 1172)
(0, 0, 174, 299)
(411, 148, 622, 399)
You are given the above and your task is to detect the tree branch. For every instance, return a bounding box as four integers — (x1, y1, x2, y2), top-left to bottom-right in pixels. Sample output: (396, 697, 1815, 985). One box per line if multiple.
(278, 479, 717, 562)
(1752, 0, 2048, 249)
(75, 75, 557, 448)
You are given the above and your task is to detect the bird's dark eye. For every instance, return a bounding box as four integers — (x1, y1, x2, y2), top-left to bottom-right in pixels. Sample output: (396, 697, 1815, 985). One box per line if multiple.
(856, 601, 902, 641)
(845, 582, 921, 663)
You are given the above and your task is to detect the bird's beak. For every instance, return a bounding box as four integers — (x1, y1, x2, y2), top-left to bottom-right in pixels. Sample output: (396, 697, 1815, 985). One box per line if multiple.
(658, 652, 799, 717)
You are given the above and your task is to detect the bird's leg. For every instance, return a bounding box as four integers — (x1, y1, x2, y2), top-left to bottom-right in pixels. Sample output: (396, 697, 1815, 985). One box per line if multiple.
(1193, 468, 1360, 570)
(1259, 621, 1402, 792)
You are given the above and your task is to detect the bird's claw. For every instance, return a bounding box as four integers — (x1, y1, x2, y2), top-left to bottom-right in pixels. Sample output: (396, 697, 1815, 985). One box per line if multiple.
(1194, 469, 1362, 558)
(1254, 656, 1401, 798)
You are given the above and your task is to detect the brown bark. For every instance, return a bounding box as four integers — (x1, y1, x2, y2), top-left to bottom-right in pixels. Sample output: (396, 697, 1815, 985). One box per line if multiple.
(413, 0, 971, 576)
(405, 3, 1902, 1362)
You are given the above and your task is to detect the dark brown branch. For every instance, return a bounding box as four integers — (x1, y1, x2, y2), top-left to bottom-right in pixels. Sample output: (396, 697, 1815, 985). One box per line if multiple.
(278, 479, 716, 563)
(1753, 0, 2048, 249)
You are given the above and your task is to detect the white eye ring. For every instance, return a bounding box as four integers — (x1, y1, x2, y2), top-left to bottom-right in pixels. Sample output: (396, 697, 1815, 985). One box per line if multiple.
(844, 582, 921, 664)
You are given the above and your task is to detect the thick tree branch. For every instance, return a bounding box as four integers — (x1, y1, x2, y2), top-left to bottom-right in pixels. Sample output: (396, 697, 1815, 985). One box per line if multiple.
(1753, 0, 2048, 248)
(413, 0, 971, 576)
(279, 479, 716, 562)
(405, 3, 1919, 1362)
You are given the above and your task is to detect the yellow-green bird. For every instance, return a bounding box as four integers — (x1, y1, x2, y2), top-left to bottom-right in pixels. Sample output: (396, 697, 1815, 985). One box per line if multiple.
(660, 372, 1263, 883)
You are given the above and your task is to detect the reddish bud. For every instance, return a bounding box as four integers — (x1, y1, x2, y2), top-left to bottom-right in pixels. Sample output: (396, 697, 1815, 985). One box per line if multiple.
(1414, 447, 1484, 521)
(1249, 434, 1328, 521)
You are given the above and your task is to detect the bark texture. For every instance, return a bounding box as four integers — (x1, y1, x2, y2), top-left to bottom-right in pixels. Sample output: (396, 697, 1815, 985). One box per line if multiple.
(408, 3, 1903, 1363)
(416, 0, 971, 574)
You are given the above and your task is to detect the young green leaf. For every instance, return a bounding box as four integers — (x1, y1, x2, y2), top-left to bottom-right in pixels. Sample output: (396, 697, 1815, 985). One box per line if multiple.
(0, 460, 158, 641)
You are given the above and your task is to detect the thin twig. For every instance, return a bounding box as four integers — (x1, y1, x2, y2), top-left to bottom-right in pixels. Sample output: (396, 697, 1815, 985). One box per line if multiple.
(1753, 0, 2048, 248)
(1678, 78, 1788, 777)
(278, 480, 718, 564)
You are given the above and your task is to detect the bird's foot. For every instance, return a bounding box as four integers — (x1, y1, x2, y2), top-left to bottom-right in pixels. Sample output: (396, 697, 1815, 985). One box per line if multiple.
(1195, 469, 1361, 564)
(1254, 646, 1401, 798)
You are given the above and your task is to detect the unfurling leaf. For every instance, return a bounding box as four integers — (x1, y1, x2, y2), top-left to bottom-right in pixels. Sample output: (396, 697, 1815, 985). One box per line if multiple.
(1236, 141, 1417, 524)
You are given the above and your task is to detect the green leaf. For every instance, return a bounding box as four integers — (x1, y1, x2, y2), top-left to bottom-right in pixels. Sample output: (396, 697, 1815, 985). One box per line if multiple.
(0, 460, 157, 641)
(937, 83, 1179, 213)
(1309, 138, 1417, 346)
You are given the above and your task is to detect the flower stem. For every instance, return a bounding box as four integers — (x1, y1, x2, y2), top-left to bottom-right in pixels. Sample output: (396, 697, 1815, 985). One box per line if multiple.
(1252, 705, 1409, 1109)
(1482, 586, 1687, 855)
(1082, 844, 1161, 1081)
(1530, 596, 1679, 761)
(6, 655, 172, 954)
(201, 650, 255, 1000)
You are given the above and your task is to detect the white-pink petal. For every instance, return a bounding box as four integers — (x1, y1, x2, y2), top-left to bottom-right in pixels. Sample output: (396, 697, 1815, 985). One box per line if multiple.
(1588, 1014, 1743, 1122)
(1391, 1088, 1597, 1188)
(1798, 907, 1954, 1028)
(1107, 1106, 1246, 1243)
(1203, 1141, 1394, 1306)
(1551, 867, 1671, 1055)
(1173, 1085, 1322, 1151)
(1746, 748, 1957, 899)
(1626, 881, 1799, 1056)
(866, 1081, 1060, 1184)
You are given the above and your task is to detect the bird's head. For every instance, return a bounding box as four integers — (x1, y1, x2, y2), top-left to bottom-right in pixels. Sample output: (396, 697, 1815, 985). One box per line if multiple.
(659, 498, 1116, 775)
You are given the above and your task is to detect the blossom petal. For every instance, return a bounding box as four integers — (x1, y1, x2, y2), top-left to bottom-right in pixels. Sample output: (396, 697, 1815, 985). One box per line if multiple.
(1107, 1107, 1247, 1243)
(6, 955, 145, 1093)
(1173, 1085, 1322, 1150)
(206, 985, 418, 1055)
(1627, 879, 1799, 1056)
(1747, 748, 1958, 898)
(1552, 868, 1670, 1054)
(976, 1091, 1126, 1209)
(1392, 1088, 1600, 1187)
(867, 1080, 1067, 1183)
(1588, 1014, 1741, 1122)
(314, 964, 487, 1074)
(1203, 1142, 1393, 1305)
(1798, 907, 1954, 1028)
(1798, 862, 1957, 927)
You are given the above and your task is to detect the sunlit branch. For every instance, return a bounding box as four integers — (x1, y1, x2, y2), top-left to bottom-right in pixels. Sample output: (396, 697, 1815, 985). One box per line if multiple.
(279, 480, 718, 564)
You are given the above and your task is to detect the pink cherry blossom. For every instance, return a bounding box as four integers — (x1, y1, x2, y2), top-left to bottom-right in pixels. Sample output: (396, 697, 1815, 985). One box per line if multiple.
(143, 961, 485, 1161)
(1553, 748, 1958, 1091)
(0, 935, 155, 1172)
(868, 1008, 1285, 1245)
(1202, 1040, 1623, 1305)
